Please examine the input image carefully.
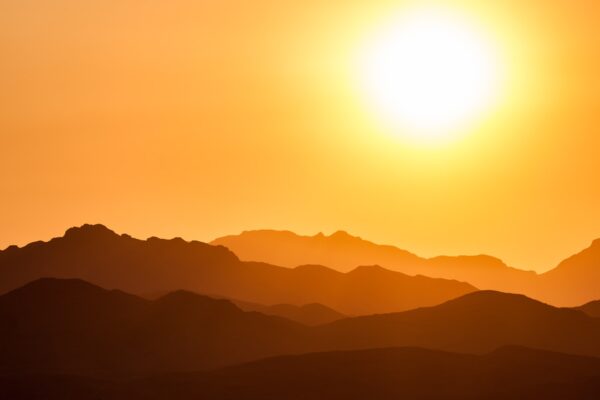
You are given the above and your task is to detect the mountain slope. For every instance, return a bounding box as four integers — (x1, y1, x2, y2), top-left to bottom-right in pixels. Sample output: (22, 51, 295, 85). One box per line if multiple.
(233, 300, 346, 325)
(537, 239, 600, 306)
(425, 254, 536, 293)
(142, 292, 347, 326)
(0, 224, 476, 315)
(576, 300, 600, 318)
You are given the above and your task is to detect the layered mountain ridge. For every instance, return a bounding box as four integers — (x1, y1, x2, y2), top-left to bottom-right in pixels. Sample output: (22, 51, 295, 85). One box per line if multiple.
(2, 277, 600, 377)
(0, 224, 475, 315)
(213, 229, 600, 305)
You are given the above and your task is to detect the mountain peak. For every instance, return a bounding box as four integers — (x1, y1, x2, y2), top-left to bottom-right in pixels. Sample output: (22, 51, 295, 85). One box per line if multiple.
(64, 224, 117, 239)
(16, 277, 101, 293)
(329, 230, 355, 239)
(1, 278, 145, 310)
(438, 290, 554, 312)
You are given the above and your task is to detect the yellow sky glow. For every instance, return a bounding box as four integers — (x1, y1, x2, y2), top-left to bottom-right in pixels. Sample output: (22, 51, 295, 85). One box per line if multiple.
(358, 6, 504, 144)
(1, 0, 599, 272)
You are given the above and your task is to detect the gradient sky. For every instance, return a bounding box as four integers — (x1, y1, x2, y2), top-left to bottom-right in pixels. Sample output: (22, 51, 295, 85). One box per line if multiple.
(1, 0, 599, 272)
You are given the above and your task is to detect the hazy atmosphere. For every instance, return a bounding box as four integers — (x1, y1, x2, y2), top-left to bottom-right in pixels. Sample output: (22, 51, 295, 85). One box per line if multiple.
(2, 1, 600, 399)
(2, 0, 600, 272)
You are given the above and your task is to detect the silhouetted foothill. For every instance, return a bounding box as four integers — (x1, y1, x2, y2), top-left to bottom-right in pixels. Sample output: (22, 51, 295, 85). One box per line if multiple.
(2, 278, 600, 379)
(0, 278, 310, 375)
(576, 300, 600, 318)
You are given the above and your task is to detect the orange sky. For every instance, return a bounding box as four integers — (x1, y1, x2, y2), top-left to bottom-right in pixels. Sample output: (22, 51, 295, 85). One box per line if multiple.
(1, 0, 599, 272)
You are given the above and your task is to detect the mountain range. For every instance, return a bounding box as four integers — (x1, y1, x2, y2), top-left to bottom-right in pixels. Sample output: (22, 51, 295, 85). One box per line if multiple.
(213, 229, 600, 306)
(2, 277, 600, 378)
(0, 224, 475, 315)
(2, 228, 600, 400)
(3, 224, 600, 312)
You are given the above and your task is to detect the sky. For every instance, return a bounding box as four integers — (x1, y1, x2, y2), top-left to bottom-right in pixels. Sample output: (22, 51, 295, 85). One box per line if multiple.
(1, 0, 599, 272)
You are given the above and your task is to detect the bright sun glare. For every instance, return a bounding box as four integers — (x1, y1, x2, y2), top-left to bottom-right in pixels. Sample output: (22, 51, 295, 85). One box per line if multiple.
(360, 7, 503, 144)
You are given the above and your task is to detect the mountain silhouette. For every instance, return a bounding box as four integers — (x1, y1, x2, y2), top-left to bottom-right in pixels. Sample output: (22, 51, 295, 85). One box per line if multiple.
(0, 224, 239, 295)
(535, 239, 600, 306)
(426, 254, 536, 293)
(3, 278, 600, 379)
(0, 278, 310, 375)
(576, 300, 600, 318)
(233, 300, 346, 325)
(2, 347, 600, 399)
(213, 229, 600, 306)
(316, 290, 600, 357)
(141, 291, 347, 326)
(211, 229, 537, 293)
(0, 224, 476, 315)
(212, 229, 422, 272)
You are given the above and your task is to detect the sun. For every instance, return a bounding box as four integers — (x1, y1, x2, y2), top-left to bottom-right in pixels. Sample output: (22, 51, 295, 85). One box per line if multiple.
(359, 7, 503, 144)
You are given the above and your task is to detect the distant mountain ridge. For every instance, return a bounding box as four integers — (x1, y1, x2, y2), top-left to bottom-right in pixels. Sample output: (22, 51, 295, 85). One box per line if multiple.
(212, 229, 600, 306)
(0, 224, 475, 315)
(4, 224, 599, 308)
(212, 229, 422, 273)
(211, 230, 536, 291)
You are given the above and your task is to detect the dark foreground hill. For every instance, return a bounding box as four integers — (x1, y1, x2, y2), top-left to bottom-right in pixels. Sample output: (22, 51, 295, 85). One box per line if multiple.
(2, 278, 600, 378)
(576, 300, 600, 318)
(2, 347, 600, 399)
(0, 224, 475, 315)
(0, 278, 310, 375)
